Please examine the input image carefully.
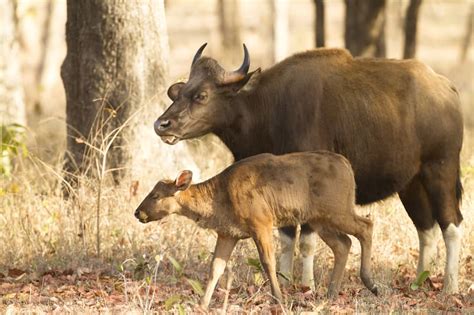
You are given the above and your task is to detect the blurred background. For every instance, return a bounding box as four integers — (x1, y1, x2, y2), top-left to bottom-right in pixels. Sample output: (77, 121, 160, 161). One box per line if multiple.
(0, 0, 473, 312)
(2, 0, 472, 167)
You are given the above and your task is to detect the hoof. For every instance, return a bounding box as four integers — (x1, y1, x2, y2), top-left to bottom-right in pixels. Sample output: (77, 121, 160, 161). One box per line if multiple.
(370, 285, 378, 296)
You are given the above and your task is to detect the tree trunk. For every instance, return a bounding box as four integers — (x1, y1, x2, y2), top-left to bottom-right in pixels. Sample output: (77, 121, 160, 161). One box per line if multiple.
(0, 0, 26, 126)
(315, 0, 325, 47)
(61, 0, 169, 181)
(273, 0, 289, 62)
(403, 0, 422, 59)
(344, 0, 386, 57)
(34, 0, 55, 115)
(217, 0, 241, 65)
(460, 4, 473, 63)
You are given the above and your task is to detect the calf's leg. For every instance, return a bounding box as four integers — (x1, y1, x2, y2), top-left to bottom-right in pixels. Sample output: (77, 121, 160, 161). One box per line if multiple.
(200, 234, 238, 309)
(323, 212, 378, 295)
(316, 226, 351, 298)
(351, 216, 378, 295)
(253, 226, 284, 302)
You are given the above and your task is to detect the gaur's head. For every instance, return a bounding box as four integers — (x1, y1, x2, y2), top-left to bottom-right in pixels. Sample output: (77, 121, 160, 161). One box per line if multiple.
(134, 170, 193, 223)
(154, 43, 260, 145)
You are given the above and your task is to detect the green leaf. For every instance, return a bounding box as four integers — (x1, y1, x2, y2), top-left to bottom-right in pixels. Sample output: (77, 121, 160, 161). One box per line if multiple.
(164, 294, 181, 311)
(410, 270, 430, 291)
(186, 278, 204, 296)
(253, 272, 264, 286)
(277, 271, 291, 282)
(168, 256, 183, 275)
(177, 304, 185, 315)
(0, 123, 28, 177)
(246, 257, 263, 273)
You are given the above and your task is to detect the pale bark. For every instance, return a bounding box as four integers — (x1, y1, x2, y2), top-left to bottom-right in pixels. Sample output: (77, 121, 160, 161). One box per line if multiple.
(344, 0, 386, 57)
(218, 0, 241, 65)
(460, 4, 473, 63)
(34, 0, 54, 114)
(61, 0, 169, 180)
(0, 0, 26, 126)
(273, 0, 289, 62)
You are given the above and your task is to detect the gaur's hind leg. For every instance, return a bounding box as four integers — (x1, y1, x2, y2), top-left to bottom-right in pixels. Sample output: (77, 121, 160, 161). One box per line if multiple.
(278, 226, 297, 285)
(300, 224, 318, 289)
(399, 174, 439, 279)
(316, 226, 352, 298)
(420, 160, 463, 294)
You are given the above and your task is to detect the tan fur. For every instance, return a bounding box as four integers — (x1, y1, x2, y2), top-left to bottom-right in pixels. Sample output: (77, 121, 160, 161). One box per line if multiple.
(135, 151, 377, 308)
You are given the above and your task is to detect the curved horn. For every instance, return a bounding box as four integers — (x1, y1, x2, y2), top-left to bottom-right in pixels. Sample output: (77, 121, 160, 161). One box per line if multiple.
(191, 43, 208, 67)
(221, 44, 250, 85)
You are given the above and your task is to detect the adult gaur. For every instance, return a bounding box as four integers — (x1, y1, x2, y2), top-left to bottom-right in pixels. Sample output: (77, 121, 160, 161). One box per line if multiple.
(154, 44, 464, 293)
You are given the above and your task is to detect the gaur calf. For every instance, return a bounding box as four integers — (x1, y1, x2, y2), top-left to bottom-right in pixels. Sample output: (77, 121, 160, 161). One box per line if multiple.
(135, 151, 378, 308)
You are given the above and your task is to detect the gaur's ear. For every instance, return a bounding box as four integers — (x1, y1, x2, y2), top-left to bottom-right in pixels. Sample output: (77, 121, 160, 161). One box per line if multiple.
(228, 68, 261, 93)
(167, 82, 185, 101)
(175, 170, 193, 191)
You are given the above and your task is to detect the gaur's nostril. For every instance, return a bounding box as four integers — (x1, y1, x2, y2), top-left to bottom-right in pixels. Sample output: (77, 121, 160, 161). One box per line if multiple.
(134, 210, 139, 218)
(156, 119, 171, 131)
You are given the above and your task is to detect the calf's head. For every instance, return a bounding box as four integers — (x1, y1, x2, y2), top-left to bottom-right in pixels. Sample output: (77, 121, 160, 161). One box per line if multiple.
(134, 170, 193, 223)
(154, 43, 260, 145)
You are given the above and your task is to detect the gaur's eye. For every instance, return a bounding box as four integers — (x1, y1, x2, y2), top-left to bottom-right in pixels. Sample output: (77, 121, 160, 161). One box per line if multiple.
(193, 92, 208, 103)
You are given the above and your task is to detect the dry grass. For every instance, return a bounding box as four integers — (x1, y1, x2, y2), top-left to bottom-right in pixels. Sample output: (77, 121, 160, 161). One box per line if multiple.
(0, 127, 473, 313)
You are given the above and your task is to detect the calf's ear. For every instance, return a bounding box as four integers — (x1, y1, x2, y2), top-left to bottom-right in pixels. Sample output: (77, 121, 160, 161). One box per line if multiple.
(167, 82, 185, 101)
(175, 170, 193, 191)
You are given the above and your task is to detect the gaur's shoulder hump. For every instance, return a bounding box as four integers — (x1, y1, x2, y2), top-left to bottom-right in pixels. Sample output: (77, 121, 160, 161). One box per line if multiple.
(291, 48, 353, 62)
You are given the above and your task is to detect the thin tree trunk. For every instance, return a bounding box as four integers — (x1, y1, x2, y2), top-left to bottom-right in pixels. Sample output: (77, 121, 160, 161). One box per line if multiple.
(344, 0, 386, 57)
(0, 0, 26, 126)
(61, 0, 168, 182)
(218, 0, 241, 65)
(262, 0, 275, 64)
(34, 0, 54, 114)
(460, 4, 473, 63)
(273, 0, 289, 62)
(315, 0, 325, 47)
(403, 0, 422, 59)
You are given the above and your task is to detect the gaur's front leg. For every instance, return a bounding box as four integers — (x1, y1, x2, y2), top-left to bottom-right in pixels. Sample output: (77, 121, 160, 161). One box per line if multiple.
(200, 234, 238, 309)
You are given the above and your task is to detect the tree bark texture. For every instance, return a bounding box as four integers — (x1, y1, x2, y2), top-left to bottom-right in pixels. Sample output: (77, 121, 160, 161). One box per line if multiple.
(34, 0, 55, 114)
(344, 0, 386, 57)
(460, 4, 473, 62)
(403, 0, 422, 59)
(218, 0, 241, 65)
(315, 0, 325, 47)
(0, 0, 26, 126)
(61, 0, 168, 180)
(272, 0, 289, 62)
